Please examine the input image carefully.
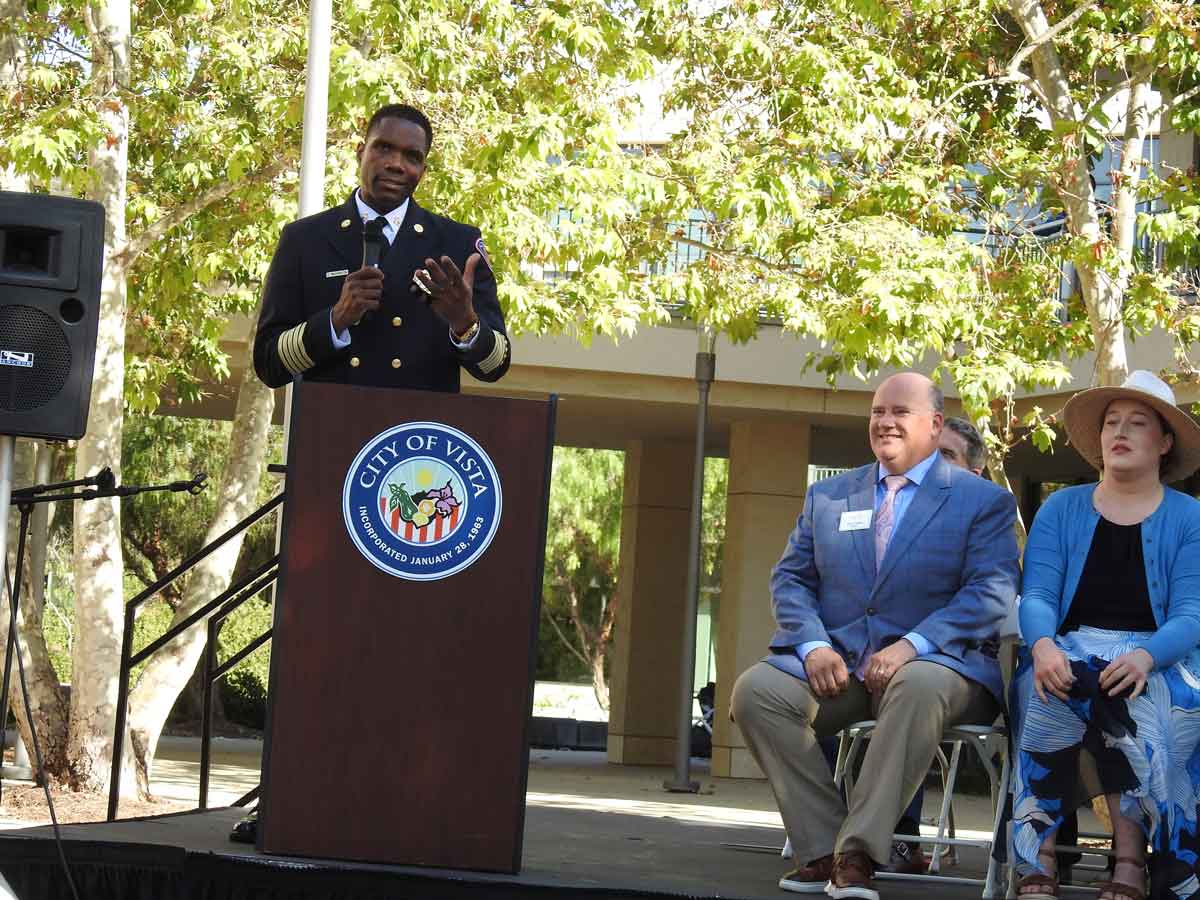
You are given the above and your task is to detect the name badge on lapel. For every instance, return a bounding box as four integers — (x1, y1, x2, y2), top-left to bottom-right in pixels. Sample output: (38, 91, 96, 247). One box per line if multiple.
(839, 510, 873, 531)
(326, 269, 350, 278)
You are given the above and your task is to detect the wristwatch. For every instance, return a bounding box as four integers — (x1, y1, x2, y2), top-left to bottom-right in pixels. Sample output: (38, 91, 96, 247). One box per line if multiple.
(453, 319, 480, 343)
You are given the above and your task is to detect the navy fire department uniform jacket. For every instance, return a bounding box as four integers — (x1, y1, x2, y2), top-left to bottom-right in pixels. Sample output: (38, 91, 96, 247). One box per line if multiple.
(254, 193, 510, 391)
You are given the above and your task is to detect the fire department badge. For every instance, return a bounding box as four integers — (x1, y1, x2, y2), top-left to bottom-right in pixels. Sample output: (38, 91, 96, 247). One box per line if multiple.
(342, 422, 502, 581)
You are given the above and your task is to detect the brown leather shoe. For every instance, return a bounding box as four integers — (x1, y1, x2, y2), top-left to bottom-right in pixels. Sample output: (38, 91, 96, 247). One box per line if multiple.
(779, 853, 834, 894)
(827, 850, 878, 900)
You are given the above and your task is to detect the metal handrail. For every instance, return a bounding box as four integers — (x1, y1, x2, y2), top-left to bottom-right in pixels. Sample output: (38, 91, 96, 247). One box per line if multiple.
(106, 492, 284, 821)
(198, 571, 278, 809)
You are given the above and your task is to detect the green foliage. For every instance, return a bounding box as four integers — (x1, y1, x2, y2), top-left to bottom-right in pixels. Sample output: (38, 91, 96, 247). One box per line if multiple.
(6, 3, 1200, 712)
(1, 0, 674, 413)
(702, 458, 728, 594)
(537, 447, 728, 685)
(120, 412, 280, 710)
(215, 594, 273, 695)
(5, 0, 1199, 433)
(538, 447, 622, 683)
(36, 416, 281, 690)
(120, 414, 233, 598)
(129, 596, 174, 685)
(120, 412, 282, 601)
(633, 0, 1200, 458)
(219, 667, 267, 731)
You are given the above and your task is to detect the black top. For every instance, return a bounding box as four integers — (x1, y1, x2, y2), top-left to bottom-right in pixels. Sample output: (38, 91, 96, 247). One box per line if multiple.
(1059, 516, 1157, 634)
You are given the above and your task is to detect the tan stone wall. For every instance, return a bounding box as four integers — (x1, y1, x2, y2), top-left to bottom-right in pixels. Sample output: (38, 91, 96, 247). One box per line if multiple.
(710, 421, 811, 778)
(606, 440, 695, 765)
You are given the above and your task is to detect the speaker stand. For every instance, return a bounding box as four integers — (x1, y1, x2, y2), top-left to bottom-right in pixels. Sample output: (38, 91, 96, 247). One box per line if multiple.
(0, 436, 14, 591)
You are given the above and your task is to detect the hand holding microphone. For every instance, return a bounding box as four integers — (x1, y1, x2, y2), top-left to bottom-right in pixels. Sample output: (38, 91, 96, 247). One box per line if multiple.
(331, 218, 386, 332)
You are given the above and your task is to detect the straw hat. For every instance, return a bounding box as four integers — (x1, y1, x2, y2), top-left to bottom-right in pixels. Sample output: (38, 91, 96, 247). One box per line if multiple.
(1062, 370, 1200, 483)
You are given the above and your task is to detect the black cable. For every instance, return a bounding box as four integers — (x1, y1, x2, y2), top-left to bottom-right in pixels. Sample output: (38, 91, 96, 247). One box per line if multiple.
(4, 558, 81, 900)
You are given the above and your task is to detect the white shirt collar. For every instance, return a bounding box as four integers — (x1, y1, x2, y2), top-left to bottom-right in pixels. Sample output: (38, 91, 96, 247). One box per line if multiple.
(354, 191, 409, 240)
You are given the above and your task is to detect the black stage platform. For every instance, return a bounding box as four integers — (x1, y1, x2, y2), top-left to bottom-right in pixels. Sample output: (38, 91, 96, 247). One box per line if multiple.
(0, 803, 1000, 900)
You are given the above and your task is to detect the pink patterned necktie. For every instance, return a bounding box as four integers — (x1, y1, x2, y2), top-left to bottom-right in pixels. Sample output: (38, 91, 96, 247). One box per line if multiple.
(874, 474, 909, 572)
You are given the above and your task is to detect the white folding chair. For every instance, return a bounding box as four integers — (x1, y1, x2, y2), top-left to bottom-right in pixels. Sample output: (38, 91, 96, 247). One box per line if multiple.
(779, 720, 1010, 895)
(779, 609, 1024, 896)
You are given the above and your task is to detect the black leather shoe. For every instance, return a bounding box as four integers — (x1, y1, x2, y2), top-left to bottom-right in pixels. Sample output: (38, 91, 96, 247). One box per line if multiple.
(229, 806, 257, 844)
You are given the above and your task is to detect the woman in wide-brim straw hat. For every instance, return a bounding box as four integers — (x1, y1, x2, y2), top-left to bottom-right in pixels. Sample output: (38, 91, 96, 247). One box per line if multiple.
(1010, 370, 1200, 900)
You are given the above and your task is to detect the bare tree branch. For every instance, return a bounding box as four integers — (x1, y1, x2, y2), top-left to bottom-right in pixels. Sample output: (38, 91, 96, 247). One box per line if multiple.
(566, 586, 597, 651)
(1159, 83, 1200, 120)
(1008, 0, 1086, 126)
(113, 122, 360, 270)
(112, 156, 293, 269)
(542, 605, 591, 670)
(920, 72, 1042, 132)
(1080, 62, 1155, 132)
(1006, 0, 1100, 77)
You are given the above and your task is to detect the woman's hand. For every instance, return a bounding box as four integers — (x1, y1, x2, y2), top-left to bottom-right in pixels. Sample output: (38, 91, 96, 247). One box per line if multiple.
(1031, 637, 1075, 703)
(1099, 649, 1154, 700)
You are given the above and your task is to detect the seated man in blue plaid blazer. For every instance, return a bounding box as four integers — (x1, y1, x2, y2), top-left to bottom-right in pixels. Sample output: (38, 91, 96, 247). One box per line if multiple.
(731, 373, 1020, 899)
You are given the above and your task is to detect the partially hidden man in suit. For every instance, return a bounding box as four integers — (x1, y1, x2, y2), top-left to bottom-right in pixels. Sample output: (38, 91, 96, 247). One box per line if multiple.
(731, 372, 1019, 899)
(254, 103, 510, 392)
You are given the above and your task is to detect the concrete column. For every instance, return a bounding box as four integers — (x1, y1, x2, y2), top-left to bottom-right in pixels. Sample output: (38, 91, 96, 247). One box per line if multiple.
(711, 421, 811, 778)
(607, 440, 695, 766)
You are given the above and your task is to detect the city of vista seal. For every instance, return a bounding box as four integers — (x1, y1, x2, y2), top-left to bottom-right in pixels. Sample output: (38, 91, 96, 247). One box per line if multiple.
(342, 421, 502, 581)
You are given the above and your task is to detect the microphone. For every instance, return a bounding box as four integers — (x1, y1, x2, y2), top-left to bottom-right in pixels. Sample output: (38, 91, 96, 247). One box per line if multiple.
(359, 217, 387, 324)
(362, 217, 387, 268)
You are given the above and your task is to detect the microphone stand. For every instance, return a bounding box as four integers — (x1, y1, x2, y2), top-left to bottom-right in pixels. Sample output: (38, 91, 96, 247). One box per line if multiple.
(0, 453, 206, 794)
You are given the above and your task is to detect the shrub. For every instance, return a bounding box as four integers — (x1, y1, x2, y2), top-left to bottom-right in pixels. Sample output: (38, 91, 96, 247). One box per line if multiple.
(220, 668, 267, 730)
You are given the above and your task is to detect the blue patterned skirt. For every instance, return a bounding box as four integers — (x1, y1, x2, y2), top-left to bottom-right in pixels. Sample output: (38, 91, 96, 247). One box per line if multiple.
(1010, 627, 1200, 900)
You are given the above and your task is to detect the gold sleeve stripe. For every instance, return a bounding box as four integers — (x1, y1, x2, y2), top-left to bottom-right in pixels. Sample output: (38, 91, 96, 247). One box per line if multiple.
(478, 332, 509, 375)
(292, 325, 315, 369)
(277, 327, 303, 374)
(275, 331, 297, 373)
(278, 324, 313, 374)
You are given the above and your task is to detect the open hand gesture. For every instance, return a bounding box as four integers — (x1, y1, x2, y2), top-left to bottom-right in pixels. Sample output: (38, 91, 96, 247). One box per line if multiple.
(412, 254, 482, 335)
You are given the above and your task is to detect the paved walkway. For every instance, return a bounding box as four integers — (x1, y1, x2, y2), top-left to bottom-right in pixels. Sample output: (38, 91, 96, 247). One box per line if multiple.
(2, 736, 1106, 842)
(145, 739, 1108, 837)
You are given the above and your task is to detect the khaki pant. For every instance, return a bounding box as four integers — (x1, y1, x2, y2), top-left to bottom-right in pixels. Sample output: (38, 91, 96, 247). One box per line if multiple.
(730, 660, 997, 865)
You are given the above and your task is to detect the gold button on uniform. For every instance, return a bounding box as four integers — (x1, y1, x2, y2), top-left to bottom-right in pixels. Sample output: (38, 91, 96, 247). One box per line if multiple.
(391, 358, 402, 369)
(350, 356, 360, 367)
(392, 316, 403, 327)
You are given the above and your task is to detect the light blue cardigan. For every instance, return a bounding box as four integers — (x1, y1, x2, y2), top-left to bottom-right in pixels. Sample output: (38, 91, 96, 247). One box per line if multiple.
(1020, 483, 1200, 671)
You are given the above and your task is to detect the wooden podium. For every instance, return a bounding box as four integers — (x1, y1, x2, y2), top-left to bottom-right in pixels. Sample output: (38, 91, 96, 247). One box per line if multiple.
(258, 381, 556, 873)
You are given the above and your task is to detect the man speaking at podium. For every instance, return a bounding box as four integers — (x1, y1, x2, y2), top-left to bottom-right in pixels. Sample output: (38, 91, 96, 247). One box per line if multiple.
(237, 104, 510, 845)
(253, 103, 511, 392)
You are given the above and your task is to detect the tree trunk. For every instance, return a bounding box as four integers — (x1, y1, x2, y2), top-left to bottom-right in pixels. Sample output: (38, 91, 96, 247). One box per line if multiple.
(69, 0, 131, 793)
(565, 588, 612, 713)
(1007, 0, 1129, 386)
(2, 443, 71, 779)
(1100, 55, 1155, 383)
(588, 651, 609, 712)
(986, 444, 1029, 550)
(125, 346, 275, 798)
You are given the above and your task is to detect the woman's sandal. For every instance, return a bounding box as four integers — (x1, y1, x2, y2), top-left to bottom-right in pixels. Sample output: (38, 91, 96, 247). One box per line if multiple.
(1096, 856, 1147, 900)
(1017, 850, 1060, 900)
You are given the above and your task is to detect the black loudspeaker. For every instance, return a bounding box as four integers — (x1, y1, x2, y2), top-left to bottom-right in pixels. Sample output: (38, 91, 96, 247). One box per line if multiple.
(0, 191, 105, 440)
